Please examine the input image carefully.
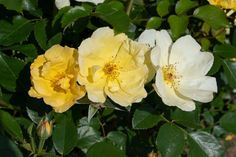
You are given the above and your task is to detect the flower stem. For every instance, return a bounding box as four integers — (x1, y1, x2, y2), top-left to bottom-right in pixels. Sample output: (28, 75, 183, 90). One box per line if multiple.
(126, 0, 134, 16)
(37, 138, 46, 154)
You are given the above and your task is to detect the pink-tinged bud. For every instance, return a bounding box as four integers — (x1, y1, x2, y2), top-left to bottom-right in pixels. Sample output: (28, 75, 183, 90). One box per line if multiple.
(37, 117, 53, 139)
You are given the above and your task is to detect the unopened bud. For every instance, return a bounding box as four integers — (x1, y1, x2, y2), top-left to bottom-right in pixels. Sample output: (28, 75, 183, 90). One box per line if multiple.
(37, 117, 53, 139)
(148, 151, 158, 157)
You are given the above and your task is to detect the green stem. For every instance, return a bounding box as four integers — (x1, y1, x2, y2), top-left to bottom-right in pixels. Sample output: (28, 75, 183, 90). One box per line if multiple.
(37, 138, 46, 154)
(126, 0, 134, 16)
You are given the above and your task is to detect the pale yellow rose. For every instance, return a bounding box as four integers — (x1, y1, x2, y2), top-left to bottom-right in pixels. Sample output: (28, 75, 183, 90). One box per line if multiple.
(77, 27, 149, 106)
(208, 0, 236, 10)
(29, 45, 86, 113)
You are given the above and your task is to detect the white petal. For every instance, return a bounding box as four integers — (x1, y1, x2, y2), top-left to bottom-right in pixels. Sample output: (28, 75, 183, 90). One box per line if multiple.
(55, 0, 70, 9)
(151, 30, 173, 67)
(138, 29, 157, 48)
(178, 76, 217, 103)
(75, 0, 104, 5)
(150, 46, 161, 67)
(155, 69, 196, 111)
(169, 35, 214, 77)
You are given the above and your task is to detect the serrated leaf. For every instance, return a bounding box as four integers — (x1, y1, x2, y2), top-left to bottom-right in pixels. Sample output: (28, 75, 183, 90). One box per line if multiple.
(220, 112, 236, 134)
(0, 0, 23, 12)
(34, 19, 48, 50)
(61, 6, 90, 28)
(47, 33, 62, 49)
(168, 15, 189, 40)
(107, 131, 127, 151)
(87, 141, 126, 157)
(213, 44, 236, 58)
(132, 107, 162, 129)
(156, 123, 185, 157)
(0, 134, 23, 157)
(171, 108, 200, 128)
(175, 0, 198, 15)
(96, 3, 130, 33)
(0, 110, 23, 142)
(146, 17, 162, 29)
(22, 0, 42, 17)
(156, 0, 171, 17)
(0, 16, 33, 46)
(52, 6, 71, 27)
(0, 53, 25, 92)
(193, 5, 230, 29)
(52, 115, 78, 155)
(223, 60, 236, 88)
(188, 131, 224, 157)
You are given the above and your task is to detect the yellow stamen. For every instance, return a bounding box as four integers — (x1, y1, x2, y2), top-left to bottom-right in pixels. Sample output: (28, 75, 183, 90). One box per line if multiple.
(162, 64, 180, 88)
(103, 62, 120, 80)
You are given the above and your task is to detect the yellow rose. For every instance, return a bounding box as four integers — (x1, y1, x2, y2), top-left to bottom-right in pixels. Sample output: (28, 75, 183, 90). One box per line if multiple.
(208, 0, 236, 10)
(77, 27, 149, 106)
(29, 45, 85, 113)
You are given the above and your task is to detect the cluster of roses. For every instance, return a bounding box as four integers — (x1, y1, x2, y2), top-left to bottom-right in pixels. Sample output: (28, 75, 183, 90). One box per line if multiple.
(28, 27, 217, 113)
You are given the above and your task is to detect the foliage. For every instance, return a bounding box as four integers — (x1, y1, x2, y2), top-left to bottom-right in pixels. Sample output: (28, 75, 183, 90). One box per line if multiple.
(0, 0, 236, 156)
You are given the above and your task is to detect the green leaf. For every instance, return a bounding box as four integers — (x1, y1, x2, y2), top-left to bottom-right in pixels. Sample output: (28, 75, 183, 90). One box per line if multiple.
(223, 60, 236, 88)
(0, 134, 23, 157)
(9, 44, 37, 58)
(22, 0, 42, 17)
(175, 0, 198, 15)
(52, 115, 78, 155)
(146, 17, 162, 29)
(188, 131, 224, 157)
(107, 131, 127, 151)
(0, 0, 23, 12)
(47, 33, 62, 49)
(0, 53, 25, 92)
(88, 105, 98, 123)
(220, 112, 236, 134)
(156, 0, 171, 17)
(156, 123, 185, 157)
(52, 6, 71, 27)
(61, 6, 90, 28)
(0, 110, 23, 142)
(168, 15, 189, 40)
(132, 107, 162, 130)
(34, 19, 48, 50)
(213, 44, 236, 58)
(0, 16, 33, 46)
(171, 108, 200, 128)
(208, 55, 222, 75)
(87, 141, 126, 157)
(26, 108, 42, 124)
(96, 3, 130, 33)
(77, 125, 102, 153)
(193, 5, 230, 30)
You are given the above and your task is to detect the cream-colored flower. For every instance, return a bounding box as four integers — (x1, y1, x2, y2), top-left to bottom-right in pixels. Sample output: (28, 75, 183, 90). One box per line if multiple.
(55, 0, 104, 9)
(139, 29, 217, 111)
(29, 45, 86, 113)
(77, 27, 149, 106)
(55, 0, 70, 9)
(208, 0, 236, 10)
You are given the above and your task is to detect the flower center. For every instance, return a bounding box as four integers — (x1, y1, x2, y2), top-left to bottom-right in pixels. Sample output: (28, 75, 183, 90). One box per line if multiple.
(103, 62, 119, 80)
(52, 74, 73, 92)
(162, 64, 179, 88)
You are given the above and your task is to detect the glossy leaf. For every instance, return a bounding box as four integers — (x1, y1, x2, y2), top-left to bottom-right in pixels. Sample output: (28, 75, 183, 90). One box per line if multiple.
(61, 6, 90, 28)
(87, 141, 126, 157)
(223, 60, 236, 88)
(9, 44, 37, 58)
(175, 0, 198, 15)
(193, 5, 230, 29)
(34, 19, 48, 50)
(47, 33, 62, 48)
(220, 112, 236, 134)
(156, 123, 185, 157)
(107, 131, 127, 151)
(26, 108, 42, 124)
(52, 115, 78, 155)
(188, 131, 223, 157)
(132, 107, 162, 130)
(0, 53, 25, 92)
(156, 0, 171, 17)
(0, 110, 23, 142)
(0, 16, 33, 46)
(146, 17, 162, 29)
(168, 15, 189, 40)
(213, 44, 236, 58)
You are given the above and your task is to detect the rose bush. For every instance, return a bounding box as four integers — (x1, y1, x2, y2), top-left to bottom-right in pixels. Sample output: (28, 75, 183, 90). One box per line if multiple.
(0, 0, 236, 157)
